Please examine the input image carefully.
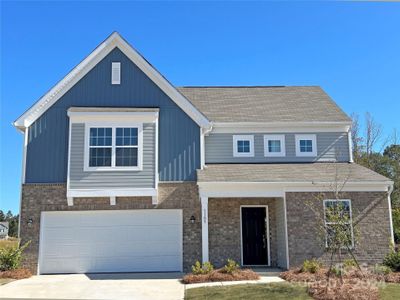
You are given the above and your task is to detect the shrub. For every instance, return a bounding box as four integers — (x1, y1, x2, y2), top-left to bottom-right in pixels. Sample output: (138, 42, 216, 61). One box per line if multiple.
(223, 259, 239, 274)
(383, 249, 400, 272)
(0, 241, 30, 271)
(191, 261, 214, 275)
(330, 264, 344, 277)
(301, 258, 322, 273)
(343, 258, 357, 269)
(373, 264, 392, 275)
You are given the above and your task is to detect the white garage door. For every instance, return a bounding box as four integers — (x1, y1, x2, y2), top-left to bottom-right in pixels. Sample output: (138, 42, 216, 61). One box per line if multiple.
(38, 210, 182, 274)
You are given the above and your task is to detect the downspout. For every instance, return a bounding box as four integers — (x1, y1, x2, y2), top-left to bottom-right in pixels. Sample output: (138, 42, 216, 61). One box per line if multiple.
(200, 124, 213, 170)
(388, 184, 395, 245)
(348, 130, 354, 163)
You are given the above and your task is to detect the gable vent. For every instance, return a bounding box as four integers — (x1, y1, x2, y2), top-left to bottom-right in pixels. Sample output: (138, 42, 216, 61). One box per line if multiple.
(111, 62, 121, 84)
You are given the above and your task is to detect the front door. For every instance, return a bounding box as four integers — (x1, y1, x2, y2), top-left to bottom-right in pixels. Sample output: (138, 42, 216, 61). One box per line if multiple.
(241, 207, 268, 265)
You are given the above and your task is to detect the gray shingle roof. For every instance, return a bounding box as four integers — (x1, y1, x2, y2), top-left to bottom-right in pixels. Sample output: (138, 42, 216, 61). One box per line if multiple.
(177, 86, 351, 123)
(197, 163, 390, 183)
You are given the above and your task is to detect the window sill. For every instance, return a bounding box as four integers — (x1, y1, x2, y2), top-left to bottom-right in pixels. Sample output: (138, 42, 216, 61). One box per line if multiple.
(83, 166, 143, 172)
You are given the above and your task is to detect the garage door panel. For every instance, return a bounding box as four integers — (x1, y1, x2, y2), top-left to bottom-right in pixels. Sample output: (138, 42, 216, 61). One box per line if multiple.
(39, 210, 182, 274)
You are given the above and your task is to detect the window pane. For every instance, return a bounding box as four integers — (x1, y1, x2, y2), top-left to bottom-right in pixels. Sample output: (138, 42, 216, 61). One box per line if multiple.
(237, 140, 250, 153)
(89, 148, 111, 167)
(116, 127, 138, 146)
(90, 127, 112, 146)
(268, 140, 281, 152)
(116, 147, 138, 166)
(300, 139, 313, 152)
(325, 200, 351, 221)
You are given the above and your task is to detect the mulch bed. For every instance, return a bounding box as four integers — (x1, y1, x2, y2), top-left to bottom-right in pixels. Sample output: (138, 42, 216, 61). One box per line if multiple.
(0, 269, 32, 280)
(182, 268, 259, 284)
(280, 267, 400, 300)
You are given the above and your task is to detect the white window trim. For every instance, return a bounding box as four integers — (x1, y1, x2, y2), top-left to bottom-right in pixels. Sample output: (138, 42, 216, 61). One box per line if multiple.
(233, 135, 254, 157)
(295, 134, 317, 157)
(111, 62, 121, 85)
(84, 122, 143, 171)
(264, 134, 286, 157)
(323, 199, 354, 249)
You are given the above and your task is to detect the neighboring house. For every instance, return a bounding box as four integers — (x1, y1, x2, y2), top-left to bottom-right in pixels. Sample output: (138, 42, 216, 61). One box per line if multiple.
(14, 32, 394, 275)
(0, 222, 9, 239)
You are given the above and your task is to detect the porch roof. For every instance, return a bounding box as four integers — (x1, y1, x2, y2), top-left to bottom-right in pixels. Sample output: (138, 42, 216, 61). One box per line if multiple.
(197, 163, 391, 184)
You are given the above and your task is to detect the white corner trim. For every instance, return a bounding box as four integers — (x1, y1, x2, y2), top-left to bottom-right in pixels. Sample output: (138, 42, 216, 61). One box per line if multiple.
(264, 134, 286, 157)
(21, 127, 28, 184)
(388, 184, 395, 244)
(155, 117, 159, 187)
(13, 32, 210, 129)
(67, 197, 74, 206)
(348, 130, 354, 163)
(110, 196, 116, 205)
(83, 122, 143, 172)
(152, 195, 158, 205)
(201, 196, 209, 263)
(67, 188, 157, 198)
(295, 134, 317, 157)
(233, 135, 254, 157)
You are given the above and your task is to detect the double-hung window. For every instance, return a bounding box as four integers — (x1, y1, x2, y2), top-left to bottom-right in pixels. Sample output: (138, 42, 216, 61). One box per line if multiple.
(233, 135, 254, 157)
(295, 134, 317, 157)
(264, 135, 285, 157)
(85, 124, 142, 171)
(323, 199, 354, 249)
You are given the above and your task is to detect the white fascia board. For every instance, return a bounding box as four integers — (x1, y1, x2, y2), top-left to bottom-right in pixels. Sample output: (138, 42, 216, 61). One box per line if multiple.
(212, 122, 351, 134)
(198, 181, 392, 197)
(13, 32, 210, 129)
(68, 111, 159, 123)
(67, 188, 157, 198)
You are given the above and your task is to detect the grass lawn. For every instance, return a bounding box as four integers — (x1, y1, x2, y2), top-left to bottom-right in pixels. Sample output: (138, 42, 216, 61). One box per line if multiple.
(185, 282, 311, 300)
(379, 283, 400, 300)
(0, 238, 19, 249)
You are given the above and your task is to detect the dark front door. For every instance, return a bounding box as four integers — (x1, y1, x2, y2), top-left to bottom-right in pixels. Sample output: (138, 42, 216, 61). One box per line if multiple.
(241, 207, 268, 265)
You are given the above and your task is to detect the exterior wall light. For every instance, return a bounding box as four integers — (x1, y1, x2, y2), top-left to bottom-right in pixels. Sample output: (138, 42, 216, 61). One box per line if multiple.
(27, 218, 33, 227)
(190, 215, 196, 224)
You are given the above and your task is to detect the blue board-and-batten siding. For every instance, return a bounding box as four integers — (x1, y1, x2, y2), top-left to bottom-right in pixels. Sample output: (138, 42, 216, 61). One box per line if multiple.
(26, 47, 200, 183)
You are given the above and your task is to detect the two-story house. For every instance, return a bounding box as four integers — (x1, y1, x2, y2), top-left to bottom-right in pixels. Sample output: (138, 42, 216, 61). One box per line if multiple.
(14, 33, 394, 274)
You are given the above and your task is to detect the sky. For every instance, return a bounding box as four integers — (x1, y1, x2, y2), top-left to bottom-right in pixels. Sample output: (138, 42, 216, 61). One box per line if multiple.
(1, 1, 400, 214)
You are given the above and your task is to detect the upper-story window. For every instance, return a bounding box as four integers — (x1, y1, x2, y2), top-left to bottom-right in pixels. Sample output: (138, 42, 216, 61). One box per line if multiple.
(264, 134, 285, 157)
(233, 135, 254, 157)
(85, 124, 143, 171)
(295, 134, 317, 157)
(111, 62, 121, 85)
(323, 199, 354, 249)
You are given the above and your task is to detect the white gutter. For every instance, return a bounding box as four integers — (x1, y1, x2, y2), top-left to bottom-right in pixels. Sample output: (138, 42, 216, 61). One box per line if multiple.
(388, 184, 395, 245)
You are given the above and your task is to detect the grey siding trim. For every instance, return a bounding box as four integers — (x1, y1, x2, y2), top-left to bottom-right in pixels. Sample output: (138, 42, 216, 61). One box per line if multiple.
(205, 132, 350, 163)
(69, 123, 155, 189)
(25, 47, 200, 183)
(275, 199, 288, 269)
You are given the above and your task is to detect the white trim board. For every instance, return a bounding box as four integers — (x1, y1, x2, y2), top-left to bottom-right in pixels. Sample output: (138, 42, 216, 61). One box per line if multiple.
(13, 32, 210, 130)
(67, 188, 157, 198)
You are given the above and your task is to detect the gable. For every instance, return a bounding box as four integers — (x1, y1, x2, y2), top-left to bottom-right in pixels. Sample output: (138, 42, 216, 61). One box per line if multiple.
(14, 32, 210, 130)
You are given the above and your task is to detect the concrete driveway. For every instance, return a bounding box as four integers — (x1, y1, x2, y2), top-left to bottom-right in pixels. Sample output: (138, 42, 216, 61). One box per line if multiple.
(0, 273, 184, 300)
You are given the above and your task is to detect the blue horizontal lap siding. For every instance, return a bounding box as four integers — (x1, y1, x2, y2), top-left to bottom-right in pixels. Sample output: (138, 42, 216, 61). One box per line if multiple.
(26, 47, 200, 183)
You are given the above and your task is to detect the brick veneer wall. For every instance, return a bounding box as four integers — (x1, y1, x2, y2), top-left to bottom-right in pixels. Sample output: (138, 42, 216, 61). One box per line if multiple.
(286, 191, 392, 267)
(20, 182, 201, 273)
(208, 198, 279, 268)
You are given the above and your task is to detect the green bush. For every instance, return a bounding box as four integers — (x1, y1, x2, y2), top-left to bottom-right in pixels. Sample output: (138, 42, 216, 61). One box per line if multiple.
(383, 248, 400, 272)
(373, 264, 392, 275)
(223, 259, 239, 274)
(191, 261, 214, 275)
(343, 258, 357, 269)
(0, 241, 30, 271)
(301, 258, 322, 273)
(393, 208, 400, 244)
(330, 265, 344, 277)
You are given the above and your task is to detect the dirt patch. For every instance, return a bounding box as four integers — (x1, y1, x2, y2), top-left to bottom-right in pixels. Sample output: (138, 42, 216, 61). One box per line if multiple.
(182, 268, 259, 284)
(0, 269, 32, 280)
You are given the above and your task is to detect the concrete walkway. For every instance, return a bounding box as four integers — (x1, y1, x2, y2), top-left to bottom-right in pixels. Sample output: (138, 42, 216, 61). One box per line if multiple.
(185, 275, 285, 290)
(0, 273, 184, 300)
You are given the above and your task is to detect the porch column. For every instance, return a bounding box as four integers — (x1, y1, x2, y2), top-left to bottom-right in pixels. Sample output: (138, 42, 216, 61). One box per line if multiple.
(201, 196, 209, 263)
